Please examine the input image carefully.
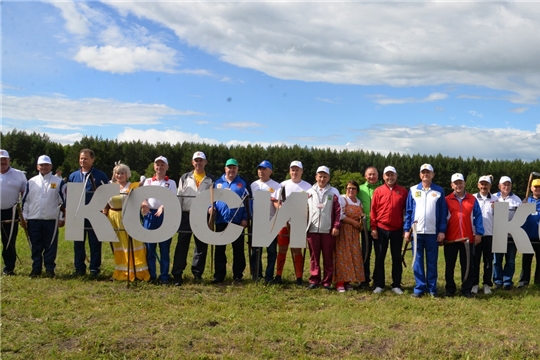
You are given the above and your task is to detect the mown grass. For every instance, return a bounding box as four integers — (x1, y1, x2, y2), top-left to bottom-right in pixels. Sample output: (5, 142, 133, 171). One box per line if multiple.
(2, 230, 540, 359)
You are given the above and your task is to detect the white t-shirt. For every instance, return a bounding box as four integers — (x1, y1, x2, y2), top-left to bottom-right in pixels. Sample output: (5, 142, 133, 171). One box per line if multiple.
(144, 176, 177, 209)
(251, 178, 281, 220)
(0, 167, 27, 210)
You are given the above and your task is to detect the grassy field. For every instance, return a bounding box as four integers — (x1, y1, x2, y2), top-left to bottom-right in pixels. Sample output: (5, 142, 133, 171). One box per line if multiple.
(2, 230, 540, 359)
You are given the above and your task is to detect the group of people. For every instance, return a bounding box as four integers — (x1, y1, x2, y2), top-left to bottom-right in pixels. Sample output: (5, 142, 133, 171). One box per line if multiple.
(1, 147, 539, 298)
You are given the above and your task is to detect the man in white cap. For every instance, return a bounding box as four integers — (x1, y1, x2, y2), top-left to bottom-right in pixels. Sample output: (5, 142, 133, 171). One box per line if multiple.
(21, 155, 66, 278)
(404, 163, 447, 297)
(471, 175, 498, 295)
(0, 149, 27, 276)
(493, 176, 522, 290)
(142, 155, 177, 285)
(274, 160, 311, 286)
(68, 148, 109, 278)
(444, 173, 484, 298)
(172, 151, 215, 286)
(306, 166, 342, 290)
(370, 166, 408, 295)
(250, 160, 281, 282)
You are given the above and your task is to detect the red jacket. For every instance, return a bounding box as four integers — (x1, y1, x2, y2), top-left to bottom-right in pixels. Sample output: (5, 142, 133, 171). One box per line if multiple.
(445, 192, 484, 242)
(370, 183, 408, 232)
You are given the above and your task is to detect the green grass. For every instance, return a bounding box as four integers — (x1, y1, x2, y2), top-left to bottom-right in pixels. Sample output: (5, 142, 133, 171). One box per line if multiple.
(2, 230, 540, 359)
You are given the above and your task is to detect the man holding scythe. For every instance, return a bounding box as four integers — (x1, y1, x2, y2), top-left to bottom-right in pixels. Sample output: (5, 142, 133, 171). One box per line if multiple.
(0, 149, 27, 276)
(444, 173, 484, 298)
(404, 164, 447, 298)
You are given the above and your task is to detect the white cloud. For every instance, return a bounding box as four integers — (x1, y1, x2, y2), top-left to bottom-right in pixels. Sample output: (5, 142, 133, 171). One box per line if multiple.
(372, 92, 448, 105)
(510, 107, 529, 114)
(48, 1, 90, 36)
(351, 124, 540, 162)
(316, 97, 337, 104)
(74, 44, 177, 73)
(103, 2, 540, 103)
(222, 122, 265, 130)
(469, 110, 484, 118)
(2, 94, 201, 127)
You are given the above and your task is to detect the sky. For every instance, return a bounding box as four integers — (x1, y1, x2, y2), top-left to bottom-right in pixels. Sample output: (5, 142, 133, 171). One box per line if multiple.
(2, 1, 539, 162)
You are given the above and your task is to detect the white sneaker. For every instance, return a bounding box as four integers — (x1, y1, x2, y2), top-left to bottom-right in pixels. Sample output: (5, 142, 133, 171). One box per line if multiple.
(471, 285, 479, 294)
(373, 287, 384, 294)
(484, 285, 492, 295)
(391, 287, 403, 295)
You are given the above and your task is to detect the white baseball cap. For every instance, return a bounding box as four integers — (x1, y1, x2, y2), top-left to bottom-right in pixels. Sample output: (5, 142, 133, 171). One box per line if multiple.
(451, 173, 464, 183)
(478, 175, 492, 184)
(316, 165, 330, 175)
(383, 166, 397, 174)
(420, 163, 434, 172)
(154, 156, 168, 165)
(290, 160, 303, 169)
(37, 155, 52, 165)
(499, 176, 512, 184)
(192, 151, 206, 160)
(0, 149, 9, 159)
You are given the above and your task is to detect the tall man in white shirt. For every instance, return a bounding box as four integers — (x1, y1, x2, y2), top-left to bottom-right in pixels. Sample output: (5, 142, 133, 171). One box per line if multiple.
(250, 160, 281, 282)
(21, 155, 66, 278)
(0, 149, 27, 276)
(142, 156, 177, 285)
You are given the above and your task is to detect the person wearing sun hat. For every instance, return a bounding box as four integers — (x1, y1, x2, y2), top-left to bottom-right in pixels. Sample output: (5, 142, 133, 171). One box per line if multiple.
(0, 149, 27, 276)
(403, 163, 447, 298)
(517, 178, 540, 288)
(493, 175, 522, 290)
(21, 155, 66, 278)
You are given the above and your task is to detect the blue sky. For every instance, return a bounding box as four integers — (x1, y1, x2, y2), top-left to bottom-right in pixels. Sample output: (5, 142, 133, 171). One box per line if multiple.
(2, 1, 539, 161)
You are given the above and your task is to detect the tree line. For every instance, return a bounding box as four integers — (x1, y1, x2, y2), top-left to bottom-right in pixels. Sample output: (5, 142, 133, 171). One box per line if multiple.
(2, 129, 539, 198)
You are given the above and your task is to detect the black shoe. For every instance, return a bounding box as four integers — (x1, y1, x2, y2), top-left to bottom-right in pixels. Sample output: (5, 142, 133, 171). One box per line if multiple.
(359, 281, 370, 289)
(173, 278, 183, 286)
(306, 283, 319, 290)
(211, 278, 224, 284)
(233, 277, 243, 283)
(29, 270, 42, 278)
(44, 270, 55, 278)
(445, 292, 455, 298)
(71, 270, 86, 277)
(272, 275, 283, 284)
(160, 279, 170, 286)
(323, 285, 332, 291)
(462, 293, 473, 298)
(89, 272, 99, 280)
(2, 270, 16, 276)
(494, 283, 502, 290)
(411, 293, 423, 298)
(193, 275, 203, 283)
(296, 278, 303, 286)
(503, 285, 512, 290)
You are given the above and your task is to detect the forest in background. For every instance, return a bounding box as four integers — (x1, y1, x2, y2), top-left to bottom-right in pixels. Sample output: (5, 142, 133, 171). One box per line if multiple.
(2, 129, 539, 198)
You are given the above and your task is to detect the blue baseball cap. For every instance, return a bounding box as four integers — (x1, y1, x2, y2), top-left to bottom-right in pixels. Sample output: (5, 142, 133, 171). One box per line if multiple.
(257, 160, 273, 170)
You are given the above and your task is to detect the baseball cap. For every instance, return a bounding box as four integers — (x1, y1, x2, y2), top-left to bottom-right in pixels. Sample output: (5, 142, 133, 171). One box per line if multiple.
(225, 158, 238, 167)
(383, 166, 396, 174)
(257, 160, 272, 170)
(499, 176, 512, 184)
(478, 175, 492, 184)
(532, 179, 540, 187)
(0, 149, 9, 159)
(290, 160, 303, 169)
(192, 151, 206, 160)
(154, 156, 168, 165)
(420, 163, 434, 172)
(37, 155, 52, 165)
(316, 165, 330, 175)
(451, 173, 464, 183)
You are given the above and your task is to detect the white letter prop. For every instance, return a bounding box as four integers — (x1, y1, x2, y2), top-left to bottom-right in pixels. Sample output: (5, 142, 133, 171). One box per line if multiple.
(252, 191, 308, 248)
(492, 202, 535, 254)
(190, 188, 245, 246)
(65, 183, 119, 242)
(122, 186, 181, 244)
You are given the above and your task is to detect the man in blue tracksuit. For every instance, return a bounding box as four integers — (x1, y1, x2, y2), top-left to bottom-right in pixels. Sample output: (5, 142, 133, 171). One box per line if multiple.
(518, 179, 540, 288)
(404, 164, 447, 297)
(211, 158, 251, 283)
(68, 148, 109, 278)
